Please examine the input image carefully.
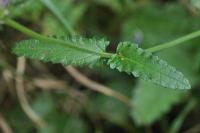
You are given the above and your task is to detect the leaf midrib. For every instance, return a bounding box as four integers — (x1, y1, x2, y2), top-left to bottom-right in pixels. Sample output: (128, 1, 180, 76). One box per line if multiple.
(117, 54, 188, 88)
(5, 19, 113, 58)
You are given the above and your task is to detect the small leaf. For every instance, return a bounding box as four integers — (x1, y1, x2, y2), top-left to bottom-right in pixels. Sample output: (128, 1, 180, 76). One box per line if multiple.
(13, 37, 109, 66)
(108, 42, 191, 89)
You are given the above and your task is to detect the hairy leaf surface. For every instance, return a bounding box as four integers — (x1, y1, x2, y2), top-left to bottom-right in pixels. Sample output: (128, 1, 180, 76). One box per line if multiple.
(108, 42, 190, 89)
(13, 37, 109, 66)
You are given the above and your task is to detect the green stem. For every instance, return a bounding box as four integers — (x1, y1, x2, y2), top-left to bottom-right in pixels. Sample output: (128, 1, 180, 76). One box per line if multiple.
(4, 19, 113, 58)
(146, 30, 200, 52)
(40, 0, 76, 36)
(5, 19, 49, 41)
(169, 99, 196, 133)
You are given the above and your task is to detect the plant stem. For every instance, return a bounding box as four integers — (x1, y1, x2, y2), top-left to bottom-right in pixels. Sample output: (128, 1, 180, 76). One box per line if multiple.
(169, 99, 196, 133)
(40, 0, 76, 36)
(4, 18, 113, 58)
(146, 30, 200, 52)
(16, 57, 46, 128)
(41, 0, 132, 106)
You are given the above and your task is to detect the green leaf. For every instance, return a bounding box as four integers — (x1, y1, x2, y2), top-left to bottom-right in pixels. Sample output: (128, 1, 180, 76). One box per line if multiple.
(62, 116, 89, 133)
(108, 42, 191, 89)
(32, 93, 55, 118)
(131, 80, 185, 125)
(13, 37, 109, 66)
(130, 47, 196, 125)
(160, 47, 198, 86)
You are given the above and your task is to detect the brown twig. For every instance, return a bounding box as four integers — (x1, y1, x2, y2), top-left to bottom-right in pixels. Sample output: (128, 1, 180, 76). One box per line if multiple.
(0, 113, 13, 133)
(15, 57, 46, 128)
(65, 66, 131, 106)
(180, 0, 199, 17)
(32, 78, 67, 90)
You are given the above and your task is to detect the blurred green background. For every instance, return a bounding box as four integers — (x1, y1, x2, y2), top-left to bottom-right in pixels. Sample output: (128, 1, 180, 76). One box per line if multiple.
(0, 0, 200, 133)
